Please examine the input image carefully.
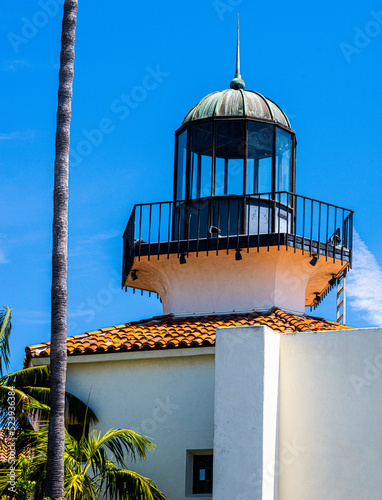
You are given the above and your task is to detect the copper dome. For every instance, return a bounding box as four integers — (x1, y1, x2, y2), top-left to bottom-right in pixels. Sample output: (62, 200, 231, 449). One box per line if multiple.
(182, 88, 291, 129)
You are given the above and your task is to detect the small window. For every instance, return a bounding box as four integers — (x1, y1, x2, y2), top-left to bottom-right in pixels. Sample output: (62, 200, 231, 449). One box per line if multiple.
(186, 450, 213, 496)
(193, 454, 213, 494)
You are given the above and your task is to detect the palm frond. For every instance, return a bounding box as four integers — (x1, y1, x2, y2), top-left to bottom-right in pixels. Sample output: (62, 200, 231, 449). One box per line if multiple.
(87, 428, 155, 467)
(2, 423, 168, 500)
(0, 364, 98, 431)
(0, 365, 50, 388)
(65, 391, 98, 425)
(103, 465, 168, 500)
(0, 385, 30, 408)
(0, 461, 19, 494)
(0, 306, 11, 376)
(65, 469, 99, 500)
(0, 386, 33, 428)
(21, 385, 51, 405)
(24, 393, 51, 413)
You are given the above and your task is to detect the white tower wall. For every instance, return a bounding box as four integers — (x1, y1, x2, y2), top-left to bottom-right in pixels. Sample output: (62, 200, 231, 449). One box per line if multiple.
(213, 326, 280, 500)
(213, 325, 382, 500)
(279, 327, 382, 500)
(131, 248, 346, 317)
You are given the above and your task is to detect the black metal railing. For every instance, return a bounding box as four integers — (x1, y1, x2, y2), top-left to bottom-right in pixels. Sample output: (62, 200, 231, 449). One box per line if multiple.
(122, 192, 353, 284)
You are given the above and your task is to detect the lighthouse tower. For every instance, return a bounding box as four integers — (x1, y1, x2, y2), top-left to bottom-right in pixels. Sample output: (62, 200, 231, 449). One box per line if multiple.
(29, 24, 382, 500)
(122, 27, 353, 319)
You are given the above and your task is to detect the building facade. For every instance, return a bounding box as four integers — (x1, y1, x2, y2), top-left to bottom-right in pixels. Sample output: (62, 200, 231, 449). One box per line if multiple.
(25, 30, 382, 500)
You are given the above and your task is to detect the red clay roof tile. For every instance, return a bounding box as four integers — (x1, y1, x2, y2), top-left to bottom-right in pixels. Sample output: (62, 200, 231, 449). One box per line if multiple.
(24, 308, 352, 367)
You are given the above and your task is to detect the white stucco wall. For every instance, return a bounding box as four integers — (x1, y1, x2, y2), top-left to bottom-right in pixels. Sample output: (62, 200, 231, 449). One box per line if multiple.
(213, 325, 382, 500)
(128, 248, 346, 317)
(213, 326, 280, 500)
(33, 324, 382, 499)
(279, 328, 382, 500)
(63, 349, 215, 500)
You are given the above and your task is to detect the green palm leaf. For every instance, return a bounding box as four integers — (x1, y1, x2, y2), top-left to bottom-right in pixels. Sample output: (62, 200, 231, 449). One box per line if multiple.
(0, 365, 50, 388)
(65, 391, 98, 425)
(86, 428, 153, 466)
(0, 364, 98, 430)
(0, 306, 11, 376)
(0, 385, 34, 429)
(103, 465, 168, 500)
(0, 423, 168, 500)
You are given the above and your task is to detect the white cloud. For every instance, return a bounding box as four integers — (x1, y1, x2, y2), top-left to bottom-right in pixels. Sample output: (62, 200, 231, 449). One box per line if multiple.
(79, 230, 121, 245)
(347, 230, 382, 326)
(69, 230, 120, 258)
(0, 60, 30, 72)
(0, 249, 8, 264)
(67, 307, 94, 319)
(0, 130, 35, 141)
(0, 60, 58, 72)
(0, 239, 8, 264)
(17, 310, 50, 325)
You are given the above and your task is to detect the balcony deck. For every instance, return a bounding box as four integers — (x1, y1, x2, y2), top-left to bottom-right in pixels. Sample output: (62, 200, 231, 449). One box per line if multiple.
(122, 192, 353, 288)
(131, 233, 350, 261)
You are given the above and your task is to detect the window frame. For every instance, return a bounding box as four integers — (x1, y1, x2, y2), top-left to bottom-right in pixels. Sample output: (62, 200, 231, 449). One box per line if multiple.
(185, 449, 213, 498)
(174, 118, 295, 204)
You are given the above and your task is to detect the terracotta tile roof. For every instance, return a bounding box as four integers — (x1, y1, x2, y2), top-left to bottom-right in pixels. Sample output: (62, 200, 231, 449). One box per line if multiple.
(24, 309, 352, 367)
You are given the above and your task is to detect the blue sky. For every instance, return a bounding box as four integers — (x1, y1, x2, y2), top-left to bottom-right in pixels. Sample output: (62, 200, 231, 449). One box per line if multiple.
(2, 0, 382, 370)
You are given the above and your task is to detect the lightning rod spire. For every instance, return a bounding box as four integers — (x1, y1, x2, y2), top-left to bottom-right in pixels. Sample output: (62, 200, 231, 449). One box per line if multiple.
(230, 14, 245, 90)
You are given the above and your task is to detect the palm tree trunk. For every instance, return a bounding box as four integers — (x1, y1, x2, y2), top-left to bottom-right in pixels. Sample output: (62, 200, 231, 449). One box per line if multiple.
(46, 1, 78, 498)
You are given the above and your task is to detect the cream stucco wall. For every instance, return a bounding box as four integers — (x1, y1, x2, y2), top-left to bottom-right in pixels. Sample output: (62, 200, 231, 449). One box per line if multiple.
(279, 328, 382, 500)
(213, 325, 382, 500)
(128, 247, 346, 316)
(63, 349, 215, 500)
(33, 324, 382, 499)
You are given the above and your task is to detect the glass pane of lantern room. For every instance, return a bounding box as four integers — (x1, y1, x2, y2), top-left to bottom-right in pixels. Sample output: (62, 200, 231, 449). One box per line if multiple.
(176, 130, 187, 202)
(247, 122, 274, 195)
(215, 121, 245, 196)
(276, 128, 292, 205)
(189, 122, 213, 199)
(187, 123, 213, 240)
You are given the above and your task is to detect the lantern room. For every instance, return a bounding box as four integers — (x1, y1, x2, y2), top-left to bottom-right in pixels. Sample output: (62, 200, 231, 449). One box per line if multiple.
(122, 26, 353, 316)
(175, 88, 295, 203)
(173, 83, 296, 240)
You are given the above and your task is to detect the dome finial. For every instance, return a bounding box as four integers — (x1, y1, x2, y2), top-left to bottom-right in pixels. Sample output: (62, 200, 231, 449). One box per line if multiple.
(230, 14, 245, 90)
(235, 14, 241, 78)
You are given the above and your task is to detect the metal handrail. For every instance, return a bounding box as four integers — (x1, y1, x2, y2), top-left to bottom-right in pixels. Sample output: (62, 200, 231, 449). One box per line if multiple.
(122, 192, 353, 284)
(124, 191, 354, 213)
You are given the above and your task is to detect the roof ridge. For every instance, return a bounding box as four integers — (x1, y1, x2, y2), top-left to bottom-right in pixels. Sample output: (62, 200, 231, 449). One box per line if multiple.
(128, 314, 174, 326)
